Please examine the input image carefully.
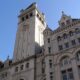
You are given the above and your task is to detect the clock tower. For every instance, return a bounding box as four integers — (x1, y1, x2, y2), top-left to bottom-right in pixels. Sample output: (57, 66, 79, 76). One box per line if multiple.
(13, 2, 46, 62)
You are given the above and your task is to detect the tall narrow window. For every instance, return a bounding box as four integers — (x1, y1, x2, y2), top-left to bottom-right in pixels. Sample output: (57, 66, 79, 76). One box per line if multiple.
(78, 66, 80, 77)
(63, 33, 67, 39)
(21, 17, 24, 21)
(78, 38, 80, 43)
(20, 65, 24, 70)
(48, 47, 51, 53)
(66, 20, 70, 25)
(49, 59, 52, 68)
(26, 15, 29, 19)
(58, 45, 63, 51)
(57, 36, 61, 42)
(75, 28, 80, 34)
(15, 67, 18, 72)
(65, 42, 69, 48)
(26, 62, 29, 68)
(30, 12, 33, 17)
(61, 22, 65, 27)
(69, 31, 73, 36)
(71, 40, 76, 46)
(76, 51, 80, 61)
(48, 38, 50, 43)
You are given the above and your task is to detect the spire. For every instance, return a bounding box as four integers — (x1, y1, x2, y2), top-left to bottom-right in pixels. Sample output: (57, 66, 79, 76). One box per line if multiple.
(7, 55, 9, 60)
(62, 11, 64, 15)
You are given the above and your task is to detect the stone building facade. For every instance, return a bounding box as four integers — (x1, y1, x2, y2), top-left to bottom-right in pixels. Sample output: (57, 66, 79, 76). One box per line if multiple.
(0, 2, 80, 80)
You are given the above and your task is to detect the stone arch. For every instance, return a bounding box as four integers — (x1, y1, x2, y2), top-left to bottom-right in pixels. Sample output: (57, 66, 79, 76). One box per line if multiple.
(72, 47, 80, 57)
(56, 52, 72, 64)
(18, 75, 26, 80)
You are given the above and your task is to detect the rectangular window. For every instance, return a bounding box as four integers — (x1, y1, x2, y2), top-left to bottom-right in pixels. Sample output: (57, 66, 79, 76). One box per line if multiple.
(65, 42, 69, 48)
(61, 69, 74, 80)
(15, 67, 18, 72)
(62, 71, 67, 80)
(20, 65, 24, 70)
(26, 63, 29, 68)
(49, 60, 52, 68)
(68, 69, 74, 80)
(42, 68, 45, 73)
(30, 12, 33, 17)
(26, 15, 29, 19)
(71, 40, 76, 45)
(50, 72, 53, 80)
(48, 38, 50, 43)
(58, 45, 63, 50)
(78, 66, 80, 77)
(78, 38, 80, 43)
(48, 47, 51, 53)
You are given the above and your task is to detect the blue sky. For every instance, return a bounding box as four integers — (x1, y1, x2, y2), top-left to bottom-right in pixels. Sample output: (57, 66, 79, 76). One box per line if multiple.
(0, 0, 80, 61)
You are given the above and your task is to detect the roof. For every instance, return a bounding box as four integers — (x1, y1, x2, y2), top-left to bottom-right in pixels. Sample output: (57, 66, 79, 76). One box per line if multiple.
(26, 2, 36, 10)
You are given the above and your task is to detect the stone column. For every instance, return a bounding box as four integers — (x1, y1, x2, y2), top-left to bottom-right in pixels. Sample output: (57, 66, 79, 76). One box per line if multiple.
(55, 64, 61, 80)
(72, 58, 79, 80)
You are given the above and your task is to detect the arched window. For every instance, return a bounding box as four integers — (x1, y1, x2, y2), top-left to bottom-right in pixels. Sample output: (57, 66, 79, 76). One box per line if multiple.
(76, 51, 80, 61)
(57, 36, 61, 41)
(60, 56, 71, 67)
(66, 20, 70, 25)
(63, 33, 67, 39)
(15, 66, 18, 72)
(69, 31, 73, 36)
(20, 64, 24, 70)
(20, 79, 24, 80)
(61, 22, 65, 27)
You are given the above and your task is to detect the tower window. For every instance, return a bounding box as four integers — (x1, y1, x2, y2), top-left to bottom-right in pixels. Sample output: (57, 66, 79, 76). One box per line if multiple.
(61, 22, 65, 27)
(21, 17, 24, 21)
(39, 17, 41, 21)
(26, 15, 29, 19)
(37, 14, 39, 17)
(30, 12, 33, 17)
(66, 20, 70, 25)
